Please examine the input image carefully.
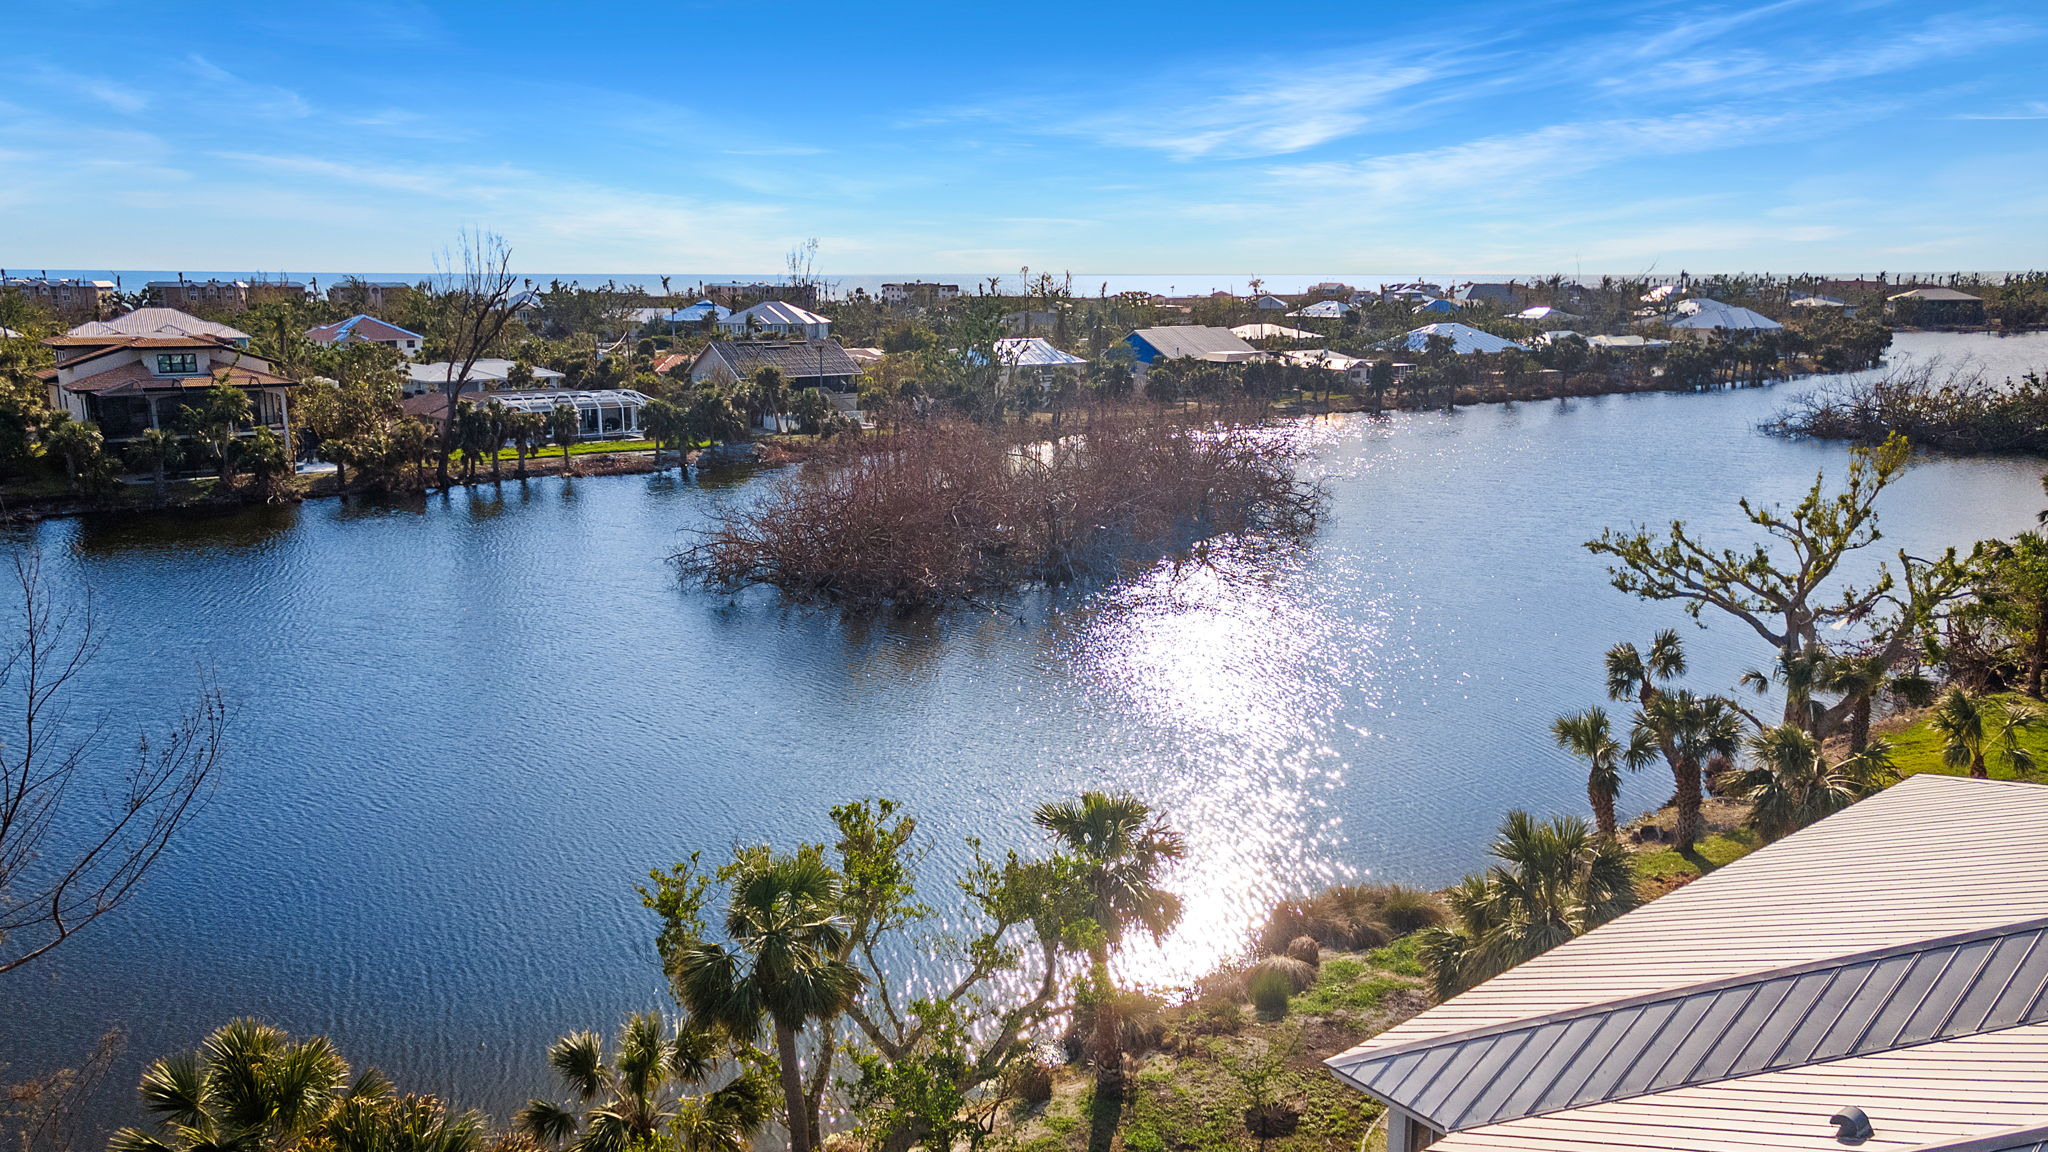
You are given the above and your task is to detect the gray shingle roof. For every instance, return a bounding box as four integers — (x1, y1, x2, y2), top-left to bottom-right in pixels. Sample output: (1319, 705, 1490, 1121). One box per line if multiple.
(1332, 916, 2048, 1135)
(704, 340, 859, 381)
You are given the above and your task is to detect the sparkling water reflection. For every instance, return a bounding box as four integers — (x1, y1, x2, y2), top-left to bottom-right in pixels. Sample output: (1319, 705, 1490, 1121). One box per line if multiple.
(3, 332, 2045, 1130)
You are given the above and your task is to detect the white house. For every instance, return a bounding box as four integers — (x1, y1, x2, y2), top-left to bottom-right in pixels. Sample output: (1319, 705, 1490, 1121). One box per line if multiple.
(1666, 298, 1784, 332)
(403, 359, 566, 397)
(1382, 323, 1527, 355)
(1289, 300, 1354, 319)
(1329, 775, 2048, 1152)
(717, 301, 832, 340)
(305, 314, 424, 358)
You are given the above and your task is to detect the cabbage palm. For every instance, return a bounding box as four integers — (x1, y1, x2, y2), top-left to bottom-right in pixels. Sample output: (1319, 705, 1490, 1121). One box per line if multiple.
(1635, 689, 1743, 850)
(514, 1013, 768, 1152)
(106, 1020, 474, 1152)
(1931, 687, 2040, 778)
(669, 850, 862, 1152)
(1418, 812, 1637, 998)
(1739, 725, 1895, 841)
(1604, 629, 1685, 707)
(1551, 706, 1656, 838)
(1033, 791, 1184, 1099)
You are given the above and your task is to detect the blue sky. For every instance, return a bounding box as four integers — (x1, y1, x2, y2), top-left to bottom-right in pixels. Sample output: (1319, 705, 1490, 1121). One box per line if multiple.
(2, 0, 2044, 277)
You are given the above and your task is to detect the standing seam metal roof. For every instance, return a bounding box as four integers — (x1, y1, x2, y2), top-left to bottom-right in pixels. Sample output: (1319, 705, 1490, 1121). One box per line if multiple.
(1331, 917, 2048, 1133)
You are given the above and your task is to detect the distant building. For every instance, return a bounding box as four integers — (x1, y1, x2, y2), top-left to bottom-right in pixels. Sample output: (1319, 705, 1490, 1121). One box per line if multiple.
(0, 275, 118, 316)
(403, 359, 566, 398)
(1454, 282, 1519, 305)
(1122, 326, 1257, 364)
(702, 282, 821, 308)
(1516, 305, 1582, 323)
(147, 278, 308, 311)
(880, 282, 961, 307)
(1230, 322, 1318, 341)
(1002, 310, 1062, 335)
(1789, 293, 1858, 318)
(66, 307, 250, 344)
(1381, 323, 1527, 355)
(326, 279, 416, 309)
(1328, 774, 2048, 1152)
(652, 300, 731, 327)
(1304, 281, 1355, 298)
(1412, 299, 1461, 315)
(1252, 294, 1292, 311)
(689, 339, 860, 392)
(989, 337, 1087, 388)
(305, 315, 424, 358)
(1665, 298, 1784, 332)
(717, 301, 832, 340)
(39, 330, 297, 441)
(1289, 300, 1354, 319)
(1887, 287, 1986, 327)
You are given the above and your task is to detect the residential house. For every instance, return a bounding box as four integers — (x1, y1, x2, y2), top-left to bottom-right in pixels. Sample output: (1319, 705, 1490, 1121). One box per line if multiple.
(1252, 294, 1293, 311)
(1230, 323, 1318, 341)
(689, 339, 861, 392)
(67, 307, 250, 344)
(1588, 333, 1671, 349)
(40, 329, 297, 441)
(652, 300, 731, 328)
(1412, 299, 1461, 316)
(880, 282, 961, 306)
(403, 358, 565, 398)
(1888, 287, 1986, 327)
(326, 279, 416, 309)
(1789, 294, 1858, 318)
(1381, 323, 1527, 355)
(1122, 326, 1257, 365)
(305, 315, 424, 358)
(1328, 774, 2048, 1152)
(1290, 299, 1354, 320)
(1666, 298, 1785, 332)
(1454, 282, 1519, 306)
(1002, 310, 1062, 335)
(717, 301, 832, 340)
(1516, 306, 1582, 323)
(1304, 281, 1355, 298)
(989, 337, 1087, 389)
(0, 275, 118, 316)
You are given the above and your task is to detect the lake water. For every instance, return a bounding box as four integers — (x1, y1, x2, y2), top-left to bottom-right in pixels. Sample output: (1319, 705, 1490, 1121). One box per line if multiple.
(6, 332, 2047, 1128)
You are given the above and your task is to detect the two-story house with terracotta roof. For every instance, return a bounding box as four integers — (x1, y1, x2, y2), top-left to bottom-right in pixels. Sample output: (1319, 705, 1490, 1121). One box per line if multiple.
(42, 314, 298, 441)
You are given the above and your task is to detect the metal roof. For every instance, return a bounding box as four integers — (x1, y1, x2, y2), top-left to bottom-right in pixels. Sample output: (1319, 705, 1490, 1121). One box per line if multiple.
(1329, 776, 2048, 1152)
(1230, 323, 1318, 341)
(993, 337, 1087, 368)
(1667, 298, 1785, 331)
(1332, 916, 2048, 1133)
(1126, 326, 1256, 362)
(719, 301, 830, 328)
(67, 307, 250, 341)
(1289, 300, 1354, 318)
(1382, 323, 1526, 355)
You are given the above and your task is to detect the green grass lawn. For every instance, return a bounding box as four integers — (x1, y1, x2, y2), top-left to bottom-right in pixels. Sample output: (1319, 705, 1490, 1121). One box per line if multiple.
(1632, 829, 1759, 888)
(1884, 692, 2048, 781)
(493, 439, 658, 461)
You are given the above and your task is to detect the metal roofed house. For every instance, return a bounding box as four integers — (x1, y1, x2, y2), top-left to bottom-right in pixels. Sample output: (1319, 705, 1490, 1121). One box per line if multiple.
(1454, 282, 1519, 305)
(1887, 288, 1987, 327)
(1327, 774, 2048, 1152)
(689, 339, 861, 392)
(716, 301, 832, 340)
(1413, 299, 1462, 316)
(1123, 326, 1258, 365)
(67, 307, 251, 344)
(306, 315, 424, 358)
(1252, 294, 1293, 311)
(1589, 333, 1673, 350)
(1231, 322, 1319, 341)
(1382, 323, 1527, 355)
(403, 359, 566, 397)
(1667, 298, 1784, 332)
(1517, 305, 1582, 323)
(1289, 299, 1355, 319)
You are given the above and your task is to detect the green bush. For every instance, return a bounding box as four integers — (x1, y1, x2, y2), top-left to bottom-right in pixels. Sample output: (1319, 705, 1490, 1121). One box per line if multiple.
(1378, 885, 1446, 935)
(1247, 966, 1293, 1018)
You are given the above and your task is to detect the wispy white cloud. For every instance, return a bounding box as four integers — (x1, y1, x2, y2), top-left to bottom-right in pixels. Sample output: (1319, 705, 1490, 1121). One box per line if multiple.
(23, 63, 148, 113)
(1953, 100, 2048, 120)
(186, 55, 312, 118)
(1600, 13, 2038, 95)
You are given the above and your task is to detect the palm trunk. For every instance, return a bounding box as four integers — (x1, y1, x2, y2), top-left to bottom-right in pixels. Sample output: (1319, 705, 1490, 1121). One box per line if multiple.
(2029, 598, 2048, 699)
(1973, 748, 1989, 779)
(1087, 957, 1123, 1102)
(1590, 788, 1616, 839)
(152, 462, 167, 508)
(1851, 696, 1872, 754)
(775, 1023, 810, 1152)
(1674, 756, 1703, 850)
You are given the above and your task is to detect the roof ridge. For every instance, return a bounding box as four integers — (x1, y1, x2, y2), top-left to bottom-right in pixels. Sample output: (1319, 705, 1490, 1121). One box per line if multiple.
(1897, 1123, 2048, 1152)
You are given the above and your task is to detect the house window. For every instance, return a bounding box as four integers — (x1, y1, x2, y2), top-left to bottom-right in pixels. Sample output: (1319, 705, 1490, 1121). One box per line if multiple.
(156, 352, 200, 375)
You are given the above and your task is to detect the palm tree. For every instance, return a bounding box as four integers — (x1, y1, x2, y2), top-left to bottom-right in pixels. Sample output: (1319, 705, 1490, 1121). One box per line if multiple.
(1817, 651, 1892, 751)
(1604, 630, 1685, 708)
(515, 1013, 769, 1152)
(128, 427, 181, 508)
(1739, 725, 1895, 842)
(1551, 706, 1655, 838)
(1634, 689, 1743, 850)
(42, 415, 104, 494)
(1417, 812, 1637, 998)
(668, 850, 862, 1152)
(108, 1019, 479, 1152)
(550, 403, 581, 477)
(1032, 792, 1185, 1099)
(1931, 687, 2040, 778)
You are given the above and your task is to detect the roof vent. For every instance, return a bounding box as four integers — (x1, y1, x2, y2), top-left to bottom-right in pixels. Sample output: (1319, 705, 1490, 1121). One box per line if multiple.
(1831, 1106, 1873, 1146)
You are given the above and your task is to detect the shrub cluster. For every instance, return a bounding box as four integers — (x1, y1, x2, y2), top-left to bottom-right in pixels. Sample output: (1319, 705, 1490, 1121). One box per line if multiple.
(1256, 883, 1445, 954)
(1768, 360, 2048, 454)
(679, 405, 1323, 609)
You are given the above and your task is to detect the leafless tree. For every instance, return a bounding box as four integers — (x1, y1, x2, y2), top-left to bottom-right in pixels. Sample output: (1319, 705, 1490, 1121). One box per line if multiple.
(0, 549, 226, 975)
(2, 1028, 124, 1152)
(432, 229, 520, 487)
